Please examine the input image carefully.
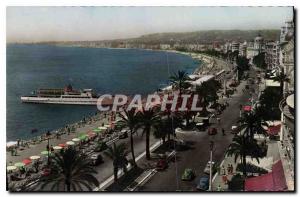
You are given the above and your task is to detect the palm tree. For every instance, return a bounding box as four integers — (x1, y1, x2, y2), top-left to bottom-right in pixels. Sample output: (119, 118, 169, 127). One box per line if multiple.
(104, 143, 129, 183)
(39, 147, 99, 191)
(239, 108, 267, 139)
(195, 80, 220, 115)
(169, 70, 191, 95)
(226, 134, 261, 178)
(117, 109, 140, 167)
(138, 107, 160, 160)
(273, 68, 290, 99)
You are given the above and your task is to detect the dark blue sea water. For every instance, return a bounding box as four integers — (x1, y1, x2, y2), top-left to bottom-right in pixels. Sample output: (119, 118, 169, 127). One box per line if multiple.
(7, 44, 199, 141)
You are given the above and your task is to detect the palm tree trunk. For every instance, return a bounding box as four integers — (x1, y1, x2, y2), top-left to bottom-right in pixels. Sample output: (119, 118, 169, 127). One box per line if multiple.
(113, 167, 118, 182)
(66, 181, 71, 192)
(146, 127, 150, 160)
(130, 130, 136, 166)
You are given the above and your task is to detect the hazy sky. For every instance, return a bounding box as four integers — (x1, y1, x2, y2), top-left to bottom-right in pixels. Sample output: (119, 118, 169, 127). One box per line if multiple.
(7, 6, 294, 43)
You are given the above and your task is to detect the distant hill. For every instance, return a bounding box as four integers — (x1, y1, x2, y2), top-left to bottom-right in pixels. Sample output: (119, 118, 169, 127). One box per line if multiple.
(29, 29, 281, 45)
(123, 29, 281, 44)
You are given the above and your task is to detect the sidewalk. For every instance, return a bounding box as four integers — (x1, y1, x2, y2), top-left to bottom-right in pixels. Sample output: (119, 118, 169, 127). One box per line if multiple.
(7, 113, 111, 164)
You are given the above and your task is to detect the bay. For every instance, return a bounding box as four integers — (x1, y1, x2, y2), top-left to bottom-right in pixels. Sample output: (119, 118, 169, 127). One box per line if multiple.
(6, 44, 199, 140)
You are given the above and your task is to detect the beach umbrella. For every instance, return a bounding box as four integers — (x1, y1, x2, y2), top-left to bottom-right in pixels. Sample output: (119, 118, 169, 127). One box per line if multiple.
(58, 143, 66, 148)
(72, 138, 80, 142)
(53, 146, 63, 150)
(93, 128, 102, 133)
(78, 135, 88, 141)
(104, 124, 111, 128)
(41, 150, 51, 156)
(14, 162, 25, 168)
(66, 141, 75, 146)
(6, 141, 17, 148)
(22, 159, 32, 165)
(87, 131, 96, 137)
(30, 155, 40, 160)
(7, 165, 17, 171)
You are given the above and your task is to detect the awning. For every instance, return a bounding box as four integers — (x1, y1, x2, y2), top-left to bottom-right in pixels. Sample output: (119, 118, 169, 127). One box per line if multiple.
(286, 94, 294, 109)
(243, 105, 252, 111)
(265, 80, 280, 87)
(267, 124, 281, 136)
(245, 160, 287, 191)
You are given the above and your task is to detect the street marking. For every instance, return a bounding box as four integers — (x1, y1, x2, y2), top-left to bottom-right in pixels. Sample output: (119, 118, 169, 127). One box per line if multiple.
(94, 140, 161, 191)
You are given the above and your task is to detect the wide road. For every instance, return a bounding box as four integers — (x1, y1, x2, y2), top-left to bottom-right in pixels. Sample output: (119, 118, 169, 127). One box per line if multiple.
(140, 69, 258, 191)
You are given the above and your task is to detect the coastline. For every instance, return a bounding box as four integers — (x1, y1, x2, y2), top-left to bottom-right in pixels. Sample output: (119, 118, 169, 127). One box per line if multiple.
(6, 46, 232, 144)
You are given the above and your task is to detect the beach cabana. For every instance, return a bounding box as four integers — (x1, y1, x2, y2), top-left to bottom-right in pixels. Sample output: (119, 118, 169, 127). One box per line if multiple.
(22, 159, 32, 166)
(41, 151, 52, 156)
(79, 135, 88, 141)
(53, 146, 63, 150)
(14, 162, 25, 168)
(58, 143, 66, 148)
(7, 165, 17, 171)
(6, 141, 17, 148)
(29, 155, 40, 160)
(66, 141, 75, 146)
(72, 138, 80, 142)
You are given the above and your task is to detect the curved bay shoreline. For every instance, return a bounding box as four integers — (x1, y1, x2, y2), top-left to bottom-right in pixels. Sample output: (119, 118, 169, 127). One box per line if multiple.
(7, 46, 232, 145)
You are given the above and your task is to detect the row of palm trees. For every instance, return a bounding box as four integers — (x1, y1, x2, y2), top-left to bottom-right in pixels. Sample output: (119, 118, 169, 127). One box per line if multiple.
(34, 70, 221, 191)
(226, 106, 268, 179)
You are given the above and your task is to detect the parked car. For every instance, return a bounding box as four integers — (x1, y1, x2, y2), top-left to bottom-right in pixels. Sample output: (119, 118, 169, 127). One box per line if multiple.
(196, 176, 209, 191)
(42, 168, 51, 177)
(204, 161, 217, 174)
(94, 141, 108, 152)
(181, 168, 196, 181)
(90, 153, 103, 166)
(118, 129, 128, 139)
(156, 159, 168, 170)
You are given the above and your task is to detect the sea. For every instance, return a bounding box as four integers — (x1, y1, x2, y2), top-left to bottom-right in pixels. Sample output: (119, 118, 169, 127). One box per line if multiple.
(6, 44, 200, 141)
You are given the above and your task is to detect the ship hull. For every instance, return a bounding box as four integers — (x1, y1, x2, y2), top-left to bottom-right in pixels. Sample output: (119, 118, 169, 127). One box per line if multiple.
(20, 96, 103, 106)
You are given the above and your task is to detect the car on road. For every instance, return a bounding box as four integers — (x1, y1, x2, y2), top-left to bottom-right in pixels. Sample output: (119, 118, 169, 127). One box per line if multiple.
(196, 176, 209, 191)
(156, 159, 168, 170)
(204, 161, 217, 174)
(90, 153, 103, 166)
(118, 129, 128, 139)
(181, 168, 196, 181)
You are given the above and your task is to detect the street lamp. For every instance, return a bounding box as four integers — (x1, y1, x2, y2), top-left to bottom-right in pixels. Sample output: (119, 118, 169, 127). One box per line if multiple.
(209, 141, 214, 191)
(46, 131, 51, 165)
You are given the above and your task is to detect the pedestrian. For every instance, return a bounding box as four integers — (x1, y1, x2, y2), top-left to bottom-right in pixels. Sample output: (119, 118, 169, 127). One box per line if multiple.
(17, 139, 20, 147)
(227, 164, 231, 174)
(50, 145, 54, 152)
(67, 127, 71, 135)
(46, 144, 49, 151)
(222, 128, 225, 136)
(230, 164, 234, 174)
(222, 165, 226, 175)
(222, 175, 228, 184)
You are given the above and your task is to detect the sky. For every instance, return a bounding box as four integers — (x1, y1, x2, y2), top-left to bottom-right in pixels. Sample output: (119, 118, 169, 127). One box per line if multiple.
(6, 6, 294, 43)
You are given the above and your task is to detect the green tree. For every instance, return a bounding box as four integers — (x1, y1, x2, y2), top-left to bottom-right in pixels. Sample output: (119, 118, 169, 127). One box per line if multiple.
(238, 108, 267, 139)
(273, 68, 290, 99)
(104, 143, 129, 183)
(39, 147, 99, 191)
(253, 53, 267, 69)
(236, 56, 249, 80)
(226, 134, 262, 178)
(138, 107, 160, 160)
(169, 70, 191, 95)
(259, 87, 282, 120)
(117, 109, 140, 167)
(195, 79, 220, 115)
